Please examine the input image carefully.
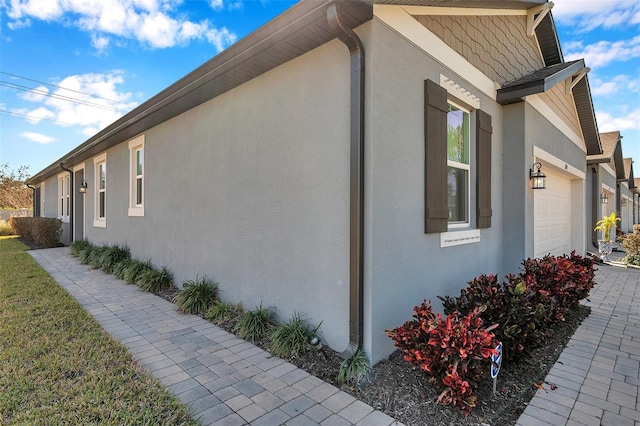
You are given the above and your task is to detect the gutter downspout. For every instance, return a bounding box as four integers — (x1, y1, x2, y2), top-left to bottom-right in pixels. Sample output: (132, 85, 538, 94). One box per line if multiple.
(592, 166, 599, 249)
(60, 163, 74, 243)
(327, 2, 365, 356)
(26, 184, 36, 216)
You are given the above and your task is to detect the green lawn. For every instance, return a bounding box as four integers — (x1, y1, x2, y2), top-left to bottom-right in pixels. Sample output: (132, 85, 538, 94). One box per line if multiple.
(0, 237, 199, 425)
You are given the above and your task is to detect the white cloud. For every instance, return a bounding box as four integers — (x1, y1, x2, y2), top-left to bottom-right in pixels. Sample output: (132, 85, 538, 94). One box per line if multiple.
(5, 0, 237, 52)
(590, 74, 640, 97)
(20, 131, 55, 144)
(15, 72, 138, 135)
(565, 36, 640, 68)
(552, 0, 640, 31)
(597, 109, 640, 132)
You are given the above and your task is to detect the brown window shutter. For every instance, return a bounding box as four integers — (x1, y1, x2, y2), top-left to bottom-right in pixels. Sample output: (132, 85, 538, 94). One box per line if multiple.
(476, 109, 492, 229)
(424, 80, 449, 233)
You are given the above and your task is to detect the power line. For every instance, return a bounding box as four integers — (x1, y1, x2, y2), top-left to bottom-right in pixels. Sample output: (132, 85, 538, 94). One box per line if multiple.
(0, 81, 118, 111)
(0, 109, 80, 126)
(0, 71, 122, 103)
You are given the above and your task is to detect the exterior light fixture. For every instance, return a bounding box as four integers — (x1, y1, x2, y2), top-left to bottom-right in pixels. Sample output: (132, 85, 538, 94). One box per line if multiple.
(79, 180, 88, 193)
(600, 192, 609, 204)
(529, 162, 546, 189)
(622, 198, 627, 206)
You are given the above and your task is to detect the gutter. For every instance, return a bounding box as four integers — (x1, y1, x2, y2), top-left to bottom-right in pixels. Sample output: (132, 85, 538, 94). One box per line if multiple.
(60, 163, 74, 243)
(26, 184, 36, 215)
(327, 2, 365, 356)
(592, 166, 599, 249)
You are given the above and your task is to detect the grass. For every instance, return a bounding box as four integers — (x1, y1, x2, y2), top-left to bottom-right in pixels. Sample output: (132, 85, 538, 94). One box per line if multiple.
(270, 312, 322, 358)
(234, 303, 276, 342)
(137, 266, 173, 292)
(173, 276, 219, 314)
(205, 301, 243, 325)
(338, 348, 371, 386)
(0, 237, 198, 425)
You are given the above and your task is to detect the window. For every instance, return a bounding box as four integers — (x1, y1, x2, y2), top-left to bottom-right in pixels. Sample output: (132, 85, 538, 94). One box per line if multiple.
(424, 79, 492, 240)
(58, 173, 70, 222)
(447, 102, 470, 225)
(128, 136, 144, 216)
(93, 153, 107, 227)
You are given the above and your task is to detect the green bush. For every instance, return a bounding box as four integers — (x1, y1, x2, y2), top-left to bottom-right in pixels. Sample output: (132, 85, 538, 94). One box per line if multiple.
(97, 244, 130, 274)
(88, 245, 109, 269)
(77, 244, 95, 264)
(337, 349, 370, 386)
(137, 267, 173, 292)
(269, 312, 322, 358)
(622, 233, 640, 266)
(0, 219, 15, 236)
(173, 276, 219, 314)
(69, 239, 92, 257)
(121, 259, 153, 285)
(233, 303, 275, 342)
(9, 217, 62, 248)
(205, 301, 242, 325)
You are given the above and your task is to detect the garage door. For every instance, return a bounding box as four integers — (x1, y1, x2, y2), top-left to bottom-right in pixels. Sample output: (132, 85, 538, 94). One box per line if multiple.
(534, 167, 572, 258)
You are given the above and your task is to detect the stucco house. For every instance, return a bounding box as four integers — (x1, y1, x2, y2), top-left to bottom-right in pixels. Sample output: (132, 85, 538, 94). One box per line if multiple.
(587, 131, 624, 244)
(27, 0, 602, 363)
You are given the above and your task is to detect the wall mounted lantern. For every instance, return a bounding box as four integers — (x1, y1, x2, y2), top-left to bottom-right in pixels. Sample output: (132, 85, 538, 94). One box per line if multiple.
(529, 162, 546, 189)
(78, 180, 88, 193)
(622, 198, 627, 206)
(600, 191, 609, 204)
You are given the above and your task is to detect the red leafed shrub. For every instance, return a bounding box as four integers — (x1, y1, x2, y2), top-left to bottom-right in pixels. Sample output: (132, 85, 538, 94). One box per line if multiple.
(9, 217, 62, 248)
(522, 251, 596, 320)
(386, 301, 498, 414)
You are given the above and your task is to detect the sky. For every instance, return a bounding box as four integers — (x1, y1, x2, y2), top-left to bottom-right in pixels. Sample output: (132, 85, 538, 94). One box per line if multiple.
(0, 0, 639, 178)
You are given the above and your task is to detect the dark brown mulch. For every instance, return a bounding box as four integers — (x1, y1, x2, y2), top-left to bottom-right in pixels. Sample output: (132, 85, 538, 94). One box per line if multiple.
(153, 285, 590, 426)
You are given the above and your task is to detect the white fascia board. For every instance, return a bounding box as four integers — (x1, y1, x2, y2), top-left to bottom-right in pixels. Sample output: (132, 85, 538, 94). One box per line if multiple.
(374, 5, 498, 100)
(527, 95, 586, 154)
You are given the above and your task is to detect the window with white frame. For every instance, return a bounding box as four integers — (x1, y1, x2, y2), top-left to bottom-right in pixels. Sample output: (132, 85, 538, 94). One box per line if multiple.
(446, 101, 470, 226)
(93, 153, 107, 227)
(58, 173, 70, 222)
(128, 136, 144, 216)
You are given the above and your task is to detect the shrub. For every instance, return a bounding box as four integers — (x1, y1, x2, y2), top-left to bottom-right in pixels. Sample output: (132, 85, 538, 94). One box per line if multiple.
(205, 301, 242, 325)
(233, 303, 275, 342)
(121, 259, 153, 285)
(137, 267, 173, 292)
(633, 224, 640, 235)
(386, 301, 498, 414)
(173, 276, 219, 314)
(337, 349, 370, 386)
(9, 217, 62, 248)
(77, 244, 95, 264)
(622, 233, 640, 266)
(0, 219, 14, 236)
(269, 312, 322, 358)
(97, 244, 130, 274)
(70, 239, 92, 257)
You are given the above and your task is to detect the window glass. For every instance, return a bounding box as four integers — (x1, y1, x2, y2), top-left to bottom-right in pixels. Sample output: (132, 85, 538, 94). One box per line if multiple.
(446, 102, 470, 225)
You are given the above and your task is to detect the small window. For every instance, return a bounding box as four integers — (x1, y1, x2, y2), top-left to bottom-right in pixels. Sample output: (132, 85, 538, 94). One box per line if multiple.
(128, 136, 145, 216)
(93, 153, 107, 228)
(446, 102, 470, 226)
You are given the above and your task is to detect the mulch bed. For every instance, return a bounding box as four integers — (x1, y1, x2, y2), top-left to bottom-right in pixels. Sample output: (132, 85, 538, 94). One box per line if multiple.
(154, 285, 590, 426)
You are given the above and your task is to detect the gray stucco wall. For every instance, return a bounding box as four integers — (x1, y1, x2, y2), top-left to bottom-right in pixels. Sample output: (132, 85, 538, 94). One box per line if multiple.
(365, 19, 504, 362)
(82, 38, 352, 353)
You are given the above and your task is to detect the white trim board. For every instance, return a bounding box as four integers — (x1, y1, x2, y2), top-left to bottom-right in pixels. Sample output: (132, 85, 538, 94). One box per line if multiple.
(533, 146, 585, 180)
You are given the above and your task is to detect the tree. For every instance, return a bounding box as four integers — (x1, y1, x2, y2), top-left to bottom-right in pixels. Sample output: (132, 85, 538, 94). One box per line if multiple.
(0, 163, 32, 209)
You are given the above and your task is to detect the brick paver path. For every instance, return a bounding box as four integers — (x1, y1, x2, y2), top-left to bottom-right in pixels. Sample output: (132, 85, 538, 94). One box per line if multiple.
(517, 263, 640, 425)
(30, 247, 402, 426)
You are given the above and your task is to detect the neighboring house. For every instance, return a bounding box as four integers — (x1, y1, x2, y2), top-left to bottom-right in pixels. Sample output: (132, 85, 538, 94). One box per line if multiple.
(621, 158, 635, 233)
(587, 131, 623, 245)
(26, 0, 602, 363)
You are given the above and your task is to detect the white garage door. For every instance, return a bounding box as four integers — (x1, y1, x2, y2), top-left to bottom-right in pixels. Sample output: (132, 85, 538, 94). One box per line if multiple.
(534, 167, 572, 258)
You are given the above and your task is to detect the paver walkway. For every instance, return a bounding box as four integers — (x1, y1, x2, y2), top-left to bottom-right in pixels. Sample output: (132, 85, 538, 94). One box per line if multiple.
(30, 247, 402, 426)
(517, 260, 640, 426)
